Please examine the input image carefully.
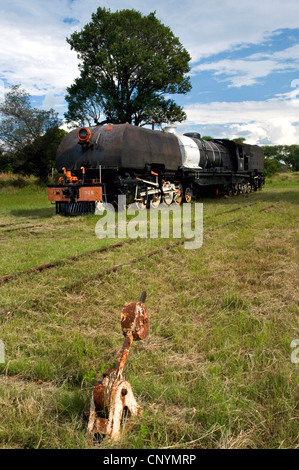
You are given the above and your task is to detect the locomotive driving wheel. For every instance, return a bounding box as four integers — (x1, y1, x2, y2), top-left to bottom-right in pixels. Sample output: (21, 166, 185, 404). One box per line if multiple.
(232, 184, 238, 196)
(135, 197, 146, 210)
(173, 183, 183, 205)
(184, 187, 192, 203)
(150, 195, 160, 209)
(163, 193, 173, 206)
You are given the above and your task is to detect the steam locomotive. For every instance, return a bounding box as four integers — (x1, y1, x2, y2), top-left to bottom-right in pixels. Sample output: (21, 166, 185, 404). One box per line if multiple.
(48, 123, 264, 214)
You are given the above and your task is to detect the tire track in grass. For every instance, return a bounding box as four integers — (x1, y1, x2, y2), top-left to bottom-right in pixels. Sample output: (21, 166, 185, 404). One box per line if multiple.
(65, 202, 281, 292)
(0, 200, 274, 287)
(1, 224, 43, 233)
(0, 201, 281, 319)
(0, 240, 136, 284)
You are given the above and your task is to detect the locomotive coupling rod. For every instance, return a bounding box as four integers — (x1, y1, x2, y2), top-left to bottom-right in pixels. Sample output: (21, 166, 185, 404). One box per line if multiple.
(87, 291, 149, 442)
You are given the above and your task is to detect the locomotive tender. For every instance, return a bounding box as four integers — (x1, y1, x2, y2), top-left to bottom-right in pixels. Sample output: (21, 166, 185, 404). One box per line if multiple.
(48, 123, 264, 214)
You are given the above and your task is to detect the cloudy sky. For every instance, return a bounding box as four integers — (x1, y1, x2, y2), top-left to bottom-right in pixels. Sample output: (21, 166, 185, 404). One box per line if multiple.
(1, 0, 299, 145)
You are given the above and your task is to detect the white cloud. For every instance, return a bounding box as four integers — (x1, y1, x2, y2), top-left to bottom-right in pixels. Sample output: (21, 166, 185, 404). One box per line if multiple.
(193, 59, 279, 87)
(192, 44, 299, 88)
(165, 0, 299, 63)
(1, 1, 299, 145)
(183, 92, 299, 145)
(0, 23, 79, 97)
(1, 0, 299, 93)
(0, 79, 6, 101)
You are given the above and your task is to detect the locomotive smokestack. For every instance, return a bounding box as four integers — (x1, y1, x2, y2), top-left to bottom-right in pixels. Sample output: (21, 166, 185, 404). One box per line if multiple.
(77, 127, 91, 143)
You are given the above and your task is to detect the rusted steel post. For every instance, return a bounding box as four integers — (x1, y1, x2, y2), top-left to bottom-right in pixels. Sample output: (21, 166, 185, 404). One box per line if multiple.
(115, 332, 134, 380)
(87, 292, 149, 443)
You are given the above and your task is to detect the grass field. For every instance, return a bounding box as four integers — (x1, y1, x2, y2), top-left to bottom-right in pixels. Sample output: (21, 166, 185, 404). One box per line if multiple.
(0, 172, 298, 449)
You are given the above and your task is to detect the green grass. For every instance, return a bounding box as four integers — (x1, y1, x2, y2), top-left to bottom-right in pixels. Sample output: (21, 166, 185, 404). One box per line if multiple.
(0, 171, 298, 449)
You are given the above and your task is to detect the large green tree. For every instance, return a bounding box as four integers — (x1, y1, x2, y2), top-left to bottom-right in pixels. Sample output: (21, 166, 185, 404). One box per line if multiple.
(283, 145, 299, 171)
(65, 77, 105, 126)
(65, 8, 191, 127)
(0, 85, 61, 153)
(262, 145, 299, 172)
(232, 137, 246, 144)
(11, 127, 67, 181)
(0, 85, 65, 180)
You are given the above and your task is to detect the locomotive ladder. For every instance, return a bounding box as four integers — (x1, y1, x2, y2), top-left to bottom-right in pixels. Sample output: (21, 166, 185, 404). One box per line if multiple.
(101, 183, 108, 203)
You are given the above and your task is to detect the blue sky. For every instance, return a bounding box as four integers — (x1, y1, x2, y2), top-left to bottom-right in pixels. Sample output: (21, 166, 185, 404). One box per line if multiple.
(0, 0, 299, 145)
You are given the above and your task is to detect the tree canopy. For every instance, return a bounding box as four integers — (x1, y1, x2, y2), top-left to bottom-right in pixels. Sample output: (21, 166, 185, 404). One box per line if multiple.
(0, 85, 61, 154)
(0, 85, 65, 180)
(262, 144, 299, 174)
(65, 8, 191, 127)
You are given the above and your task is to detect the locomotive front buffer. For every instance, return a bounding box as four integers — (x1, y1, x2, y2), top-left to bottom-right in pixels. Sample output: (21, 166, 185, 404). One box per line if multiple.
(87, 291, 149, 442)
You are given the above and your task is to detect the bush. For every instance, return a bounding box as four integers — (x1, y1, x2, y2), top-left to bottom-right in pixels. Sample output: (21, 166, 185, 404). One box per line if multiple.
(264, 158, 282, 177)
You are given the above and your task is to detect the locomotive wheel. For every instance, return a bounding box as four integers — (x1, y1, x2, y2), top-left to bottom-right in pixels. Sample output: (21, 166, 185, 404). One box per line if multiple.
(135, 198, 146, 210)
(184, 187, 192, 203)
(173, 183, 183, 205)
(150, 195, 160, 209)
(163, 193, 173, 206)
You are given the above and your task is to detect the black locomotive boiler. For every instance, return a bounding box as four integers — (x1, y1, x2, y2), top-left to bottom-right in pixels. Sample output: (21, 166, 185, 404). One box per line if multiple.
(48, 123, 264, 214)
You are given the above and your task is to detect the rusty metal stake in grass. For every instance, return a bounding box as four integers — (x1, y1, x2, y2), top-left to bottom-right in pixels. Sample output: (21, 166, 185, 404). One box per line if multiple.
(87, 291, 149, 442)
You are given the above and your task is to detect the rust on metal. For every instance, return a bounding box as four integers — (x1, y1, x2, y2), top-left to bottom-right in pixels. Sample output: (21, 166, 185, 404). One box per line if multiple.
(115, 332, 134, 378)
(87, 291, 149, 443)
(93, 381, 109, 412)
(92, 417, 108, 435)
(121, 302, 149, 341)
